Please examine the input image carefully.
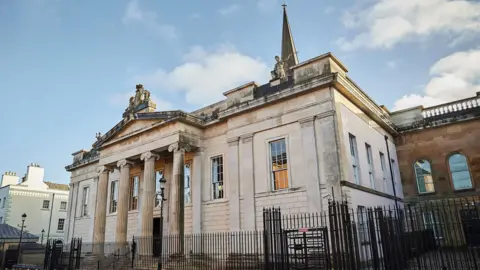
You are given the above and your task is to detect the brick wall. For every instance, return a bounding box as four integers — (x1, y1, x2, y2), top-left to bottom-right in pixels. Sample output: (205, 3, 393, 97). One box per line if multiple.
(395, 119, 480, 200)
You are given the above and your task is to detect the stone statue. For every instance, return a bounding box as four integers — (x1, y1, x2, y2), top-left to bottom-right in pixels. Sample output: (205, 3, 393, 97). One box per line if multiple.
(271, 54, 292, 80)
(123, 84, 155, 117)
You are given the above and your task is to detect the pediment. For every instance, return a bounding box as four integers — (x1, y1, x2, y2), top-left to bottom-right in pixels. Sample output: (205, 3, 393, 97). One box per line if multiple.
(111, 119, 161, 141)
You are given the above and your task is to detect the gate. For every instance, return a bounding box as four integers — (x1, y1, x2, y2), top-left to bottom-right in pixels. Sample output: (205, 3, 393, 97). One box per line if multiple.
(67, 238, 82, 269)
(284, 228, 330, 269)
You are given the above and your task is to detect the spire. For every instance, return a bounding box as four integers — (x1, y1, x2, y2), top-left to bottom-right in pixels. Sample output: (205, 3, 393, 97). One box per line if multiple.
(281, 3, 298, 69)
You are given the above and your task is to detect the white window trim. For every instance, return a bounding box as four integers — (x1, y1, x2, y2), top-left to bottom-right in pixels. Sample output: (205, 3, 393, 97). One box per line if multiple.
(57, 218, 65, 231)
(448, 154, 473, 191)
(365, 143, 375, 189)
(109, 180, 119, 214)
(266, 135, 292, 191)
(210, 155, 225, 201)
(349, 133, 360, 185)
(81, 185, 90, 217)
(155, 169, 165, 208)
(379, 152, 387, 193)
(422, 212, 443, 239)
(184, 162, 192, 205)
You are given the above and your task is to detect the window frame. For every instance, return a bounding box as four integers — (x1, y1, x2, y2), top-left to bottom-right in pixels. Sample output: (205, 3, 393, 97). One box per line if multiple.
(1, 197, 5, 208)
(422, 212, 443, 239)
(129, 175, 140, 211)
(357, 206, 370, 244)
(155, 169, 164, 207)
(447, 152, 473, 191)
(349, 133, 360, 184)
(42, 200, 50, 209)
(268, 137, 290, 191)
(184, 162, 192, 204)
(57, 218, 65, 231)
(81, 186, 90, 217)
(413, 159, 435, 194)
(109, 180, 119, 213)
(379, 152, 387, 192)
(365, 143, 375, 189)
(210, 155, 224, 200)
(60, 201, 67, 210)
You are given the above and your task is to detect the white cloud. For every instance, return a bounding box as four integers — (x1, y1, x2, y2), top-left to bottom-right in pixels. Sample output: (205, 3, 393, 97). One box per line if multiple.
(393, 49, 480, 111)
(132, 44, 270, 107)
(122, 0, 178, 40)
(218, 4, 240, 16)
(337, 0, 480, 51)
(387, 60, 397, 69)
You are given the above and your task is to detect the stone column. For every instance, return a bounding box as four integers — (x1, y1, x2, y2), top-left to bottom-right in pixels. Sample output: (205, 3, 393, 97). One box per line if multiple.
(299, 116, 322, 213)
(115, 159, 134, 250)
(93, 166, 110, 255)
(168, 142, 190, 254)
(192, 149, 204, 234)
(227, 137, 240, 231)
(138, 151, 159, 255)
(240, 134, 256, 230)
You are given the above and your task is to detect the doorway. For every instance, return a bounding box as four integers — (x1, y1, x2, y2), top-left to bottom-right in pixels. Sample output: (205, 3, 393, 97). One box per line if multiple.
(153, 217, 162, 257)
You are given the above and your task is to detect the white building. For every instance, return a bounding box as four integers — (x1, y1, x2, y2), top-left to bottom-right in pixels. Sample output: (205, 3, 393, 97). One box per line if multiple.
(64, 7, 403, 250)
(0, 163, 70, 243)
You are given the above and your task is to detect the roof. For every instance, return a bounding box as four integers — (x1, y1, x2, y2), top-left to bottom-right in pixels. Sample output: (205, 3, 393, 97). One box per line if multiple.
(44, 182, 69, 191)
(0, 224, 39, 240)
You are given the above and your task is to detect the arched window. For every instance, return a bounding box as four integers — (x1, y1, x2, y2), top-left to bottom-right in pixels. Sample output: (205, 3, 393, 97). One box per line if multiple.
(448, 153, 473, 190)
(414, 160, 435, 194)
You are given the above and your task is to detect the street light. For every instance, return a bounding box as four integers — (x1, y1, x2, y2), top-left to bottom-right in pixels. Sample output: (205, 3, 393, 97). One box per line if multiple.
(157, 175, 167, 270)
(17, 213, 27, 263)
(41, 229, 45, 245)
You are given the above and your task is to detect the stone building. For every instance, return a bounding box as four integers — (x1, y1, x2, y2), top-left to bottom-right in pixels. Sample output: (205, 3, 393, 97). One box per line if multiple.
(392, 92, 480, 201)
(0, 163, 69, 243)
(64, 6, 403, 250)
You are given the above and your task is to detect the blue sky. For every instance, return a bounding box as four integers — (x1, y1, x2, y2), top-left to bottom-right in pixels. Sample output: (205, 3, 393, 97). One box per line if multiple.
(1, 0, 479, 184)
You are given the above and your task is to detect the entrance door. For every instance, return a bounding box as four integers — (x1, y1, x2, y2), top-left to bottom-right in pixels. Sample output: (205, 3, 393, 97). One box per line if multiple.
(153, 218, 162, 256)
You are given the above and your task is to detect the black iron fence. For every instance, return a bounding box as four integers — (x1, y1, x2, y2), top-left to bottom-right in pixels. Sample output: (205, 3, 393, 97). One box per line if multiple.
(55, 197, 479, 270)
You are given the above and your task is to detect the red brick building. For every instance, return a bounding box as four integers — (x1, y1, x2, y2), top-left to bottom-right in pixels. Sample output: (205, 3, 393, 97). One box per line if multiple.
(391, 93, 480, 201)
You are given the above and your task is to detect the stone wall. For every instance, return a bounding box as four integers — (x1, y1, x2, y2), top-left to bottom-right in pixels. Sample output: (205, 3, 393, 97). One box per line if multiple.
(395, 119, 480, 200)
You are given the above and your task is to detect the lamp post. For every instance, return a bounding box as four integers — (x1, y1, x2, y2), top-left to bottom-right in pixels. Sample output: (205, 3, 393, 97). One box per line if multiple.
(17, 213, 27, 263)
(41, 229, 45, 245)
(157, 175, 167, 270)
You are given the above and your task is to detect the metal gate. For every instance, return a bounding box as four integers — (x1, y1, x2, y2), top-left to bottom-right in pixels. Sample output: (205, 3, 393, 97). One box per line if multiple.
(283, 227, 330, 269)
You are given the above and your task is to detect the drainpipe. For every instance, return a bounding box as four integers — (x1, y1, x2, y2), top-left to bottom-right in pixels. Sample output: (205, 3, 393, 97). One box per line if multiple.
(46, 193, 55, 241)
(384, 135, 399, 209)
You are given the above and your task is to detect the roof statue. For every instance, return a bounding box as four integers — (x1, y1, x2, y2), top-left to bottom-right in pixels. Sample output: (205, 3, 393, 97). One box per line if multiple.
(271, 3, 299, 80)
(123, 84, 156, 118)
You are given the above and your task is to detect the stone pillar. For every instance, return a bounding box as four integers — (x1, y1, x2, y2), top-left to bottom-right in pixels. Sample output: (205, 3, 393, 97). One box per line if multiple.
(240, 134, 256, 230)
(93, 166, 110, 255)
(227, 137, 240, 231)
(168, 142, 190, 254)
(65, 182, 75, 242)
(115, 159, 134, 250)
(192, 149, 204, 234)
(138, 152, 159, 255)
(299, 116, 322, 213)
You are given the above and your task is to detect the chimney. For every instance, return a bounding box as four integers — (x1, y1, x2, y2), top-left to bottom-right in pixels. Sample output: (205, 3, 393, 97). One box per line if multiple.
(1, 171, 19, 187)
(24, 163, 45, 187)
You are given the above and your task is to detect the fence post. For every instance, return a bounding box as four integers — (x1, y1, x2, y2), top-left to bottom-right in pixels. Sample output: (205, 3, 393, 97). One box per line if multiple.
(131, 235, 136, 269)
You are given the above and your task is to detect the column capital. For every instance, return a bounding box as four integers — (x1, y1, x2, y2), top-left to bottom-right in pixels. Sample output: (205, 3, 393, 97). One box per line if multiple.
(240, 133, 254, 144)
(140, 151, 160, 161)
(117, 159, 135, 168)
(227, 137, 239, 146)
(298, 116, 316, 127)
(168, 142, 192, 153)
(97, 166, 111, 174)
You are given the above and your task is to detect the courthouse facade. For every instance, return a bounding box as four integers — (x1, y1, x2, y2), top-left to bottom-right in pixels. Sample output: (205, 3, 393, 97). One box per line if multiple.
(65, 8, 403, 246)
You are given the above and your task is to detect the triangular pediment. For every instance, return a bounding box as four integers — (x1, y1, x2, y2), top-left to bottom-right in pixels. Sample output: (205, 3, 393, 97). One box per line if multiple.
(112, 119, 161, 140)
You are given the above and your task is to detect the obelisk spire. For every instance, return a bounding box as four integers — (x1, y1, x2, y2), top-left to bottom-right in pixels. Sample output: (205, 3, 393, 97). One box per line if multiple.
(281, 3, 299, 69)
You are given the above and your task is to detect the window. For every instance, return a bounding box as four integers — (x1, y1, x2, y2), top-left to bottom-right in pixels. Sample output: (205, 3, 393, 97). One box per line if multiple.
(184, 163, 191, 204)
(82, 186, 89, 216)
(42, 200, 50, 209)
(60, 201, 67, 210)
(349, 134, 360, 184)
(155, 170, 164, 207)
(379, 152, 387, 192)
(414, 160, 435, 194)
(423, 212, 443, 239)
(357, 206, 369, 243)
(0, 217, 2, 224)
(270, 138, 289, 190)
(57, 218, 65, 231)
(109, 180, 118, 213)
(2, 197, 4, 208)
(211, 156, 224, 199)
(448, 153, 473, 190)
(365, 144, 375, 189)
(130, 176, 139, 210)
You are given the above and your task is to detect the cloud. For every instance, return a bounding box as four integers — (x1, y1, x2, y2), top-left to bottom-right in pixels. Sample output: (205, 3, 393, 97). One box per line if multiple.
(122, 0, 178, 40)
(218, 4, 240, 16)
(387, 60, 397, 69)
(337, 0, 480, 51)
(393, 49, 480, 111)
(132, 44, 270, 107)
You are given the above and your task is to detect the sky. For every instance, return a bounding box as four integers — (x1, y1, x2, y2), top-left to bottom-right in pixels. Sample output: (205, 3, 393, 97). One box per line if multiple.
(0, 0, 479, 184)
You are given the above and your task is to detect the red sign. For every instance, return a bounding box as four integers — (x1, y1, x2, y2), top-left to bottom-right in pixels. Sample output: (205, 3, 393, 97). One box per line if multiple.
(298, 228, 308, 233)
